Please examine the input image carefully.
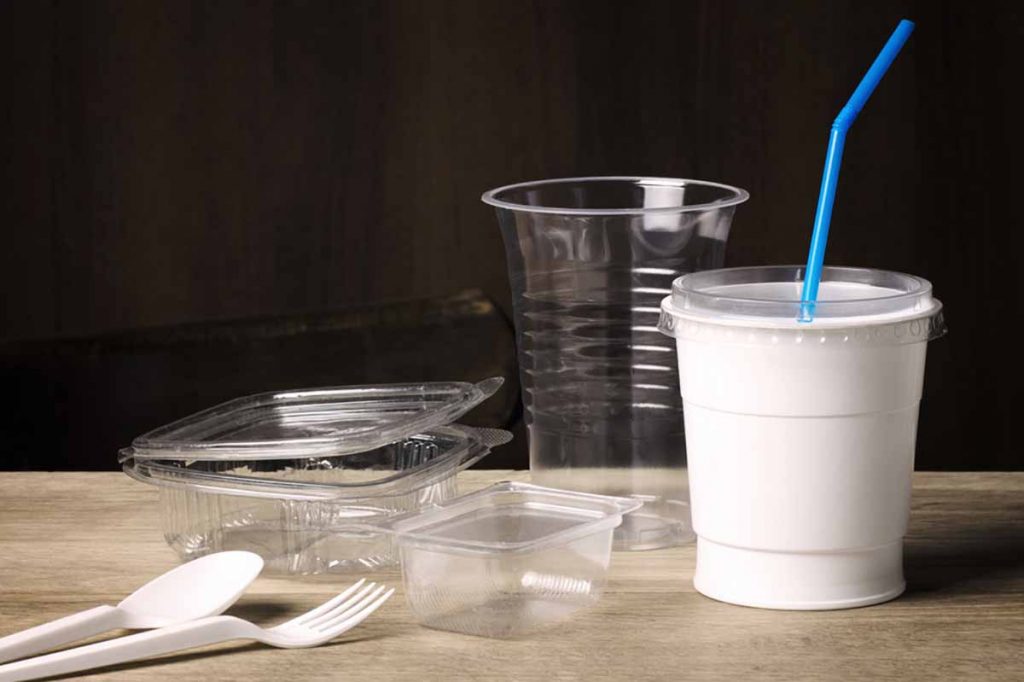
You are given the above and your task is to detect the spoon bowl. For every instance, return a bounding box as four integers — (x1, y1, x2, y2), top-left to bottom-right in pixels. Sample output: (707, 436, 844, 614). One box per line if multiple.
(117, 551, 265, 627)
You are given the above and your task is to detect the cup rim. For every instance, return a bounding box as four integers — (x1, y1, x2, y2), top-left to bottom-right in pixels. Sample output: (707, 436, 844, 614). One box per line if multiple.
(678, 265, 931, 305)
(663, 265, 942, 329)
(481, 176, 750, 215)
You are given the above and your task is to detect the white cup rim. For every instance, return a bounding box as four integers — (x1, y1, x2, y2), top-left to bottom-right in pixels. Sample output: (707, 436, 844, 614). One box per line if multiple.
(661, 265, 944, 332)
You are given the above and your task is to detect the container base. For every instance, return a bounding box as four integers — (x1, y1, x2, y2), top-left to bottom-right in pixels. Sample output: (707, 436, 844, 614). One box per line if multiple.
(693, 537, 905, 610)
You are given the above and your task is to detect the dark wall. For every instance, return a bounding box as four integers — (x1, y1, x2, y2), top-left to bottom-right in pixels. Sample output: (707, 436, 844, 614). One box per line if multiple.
(1, 0, 1021, 470)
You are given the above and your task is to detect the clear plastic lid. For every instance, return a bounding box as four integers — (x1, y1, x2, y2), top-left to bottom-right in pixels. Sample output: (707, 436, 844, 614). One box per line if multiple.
(123, 378, 504, 462)
(379, 481, 642, 555)
(123, 426, 512, 500)
(659, 266, 946, 342)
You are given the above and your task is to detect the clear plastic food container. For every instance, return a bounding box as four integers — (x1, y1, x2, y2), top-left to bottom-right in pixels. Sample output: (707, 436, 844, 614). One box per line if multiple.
(381, 481, 640, 638)
(120, 379, 511, 575)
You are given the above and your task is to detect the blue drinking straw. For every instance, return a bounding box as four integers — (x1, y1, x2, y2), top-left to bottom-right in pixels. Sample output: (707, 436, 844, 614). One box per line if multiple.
(799, 19, 915, 322)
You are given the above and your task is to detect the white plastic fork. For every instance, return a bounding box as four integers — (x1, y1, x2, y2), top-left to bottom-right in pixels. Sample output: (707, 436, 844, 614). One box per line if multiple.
(0, 579, 393, 682)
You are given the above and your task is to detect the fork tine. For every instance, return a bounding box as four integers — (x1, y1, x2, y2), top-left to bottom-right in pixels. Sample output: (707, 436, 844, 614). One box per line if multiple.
(310, 584, 389, 633)
(278, 579, 366, 628)
(292, 583, 374, 629)
(301, 583, 379, 629)
(317, 588, 395, 638)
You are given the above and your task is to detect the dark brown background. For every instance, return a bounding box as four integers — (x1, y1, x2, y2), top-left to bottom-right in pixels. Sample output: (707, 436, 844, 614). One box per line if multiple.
(1, 0, 1021, 470)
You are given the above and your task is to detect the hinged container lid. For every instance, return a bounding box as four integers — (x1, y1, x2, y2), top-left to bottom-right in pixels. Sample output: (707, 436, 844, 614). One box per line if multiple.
(122, 377, 504, 462)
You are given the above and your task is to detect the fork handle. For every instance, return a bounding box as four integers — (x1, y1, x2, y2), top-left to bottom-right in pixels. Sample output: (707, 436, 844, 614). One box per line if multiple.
(0, 606, 124, 664)
(0, 616, 241, 682)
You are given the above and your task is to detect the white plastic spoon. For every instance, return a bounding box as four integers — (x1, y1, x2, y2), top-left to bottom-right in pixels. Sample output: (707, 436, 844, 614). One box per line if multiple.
(0, 580, 393, 682)
(0, 551, 264, 663)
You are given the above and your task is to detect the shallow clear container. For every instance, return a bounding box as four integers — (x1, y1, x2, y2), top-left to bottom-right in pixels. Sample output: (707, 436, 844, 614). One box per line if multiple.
(382, 481, 640, 638)
(120, 379, 511, 575)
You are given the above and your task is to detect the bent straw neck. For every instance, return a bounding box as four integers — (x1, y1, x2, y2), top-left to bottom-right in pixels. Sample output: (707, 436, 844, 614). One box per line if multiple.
(832, 105, 861, 133)
(799, 19, 915, 321)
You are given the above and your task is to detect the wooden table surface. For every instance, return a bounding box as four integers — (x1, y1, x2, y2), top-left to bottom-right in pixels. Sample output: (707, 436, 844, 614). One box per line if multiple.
(1, 471, 1022, 681)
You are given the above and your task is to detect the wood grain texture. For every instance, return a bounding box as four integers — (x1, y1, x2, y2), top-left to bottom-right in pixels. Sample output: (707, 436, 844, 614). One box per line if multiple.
(0, 471, 1022, 680)
(0, 0, 1021, 469)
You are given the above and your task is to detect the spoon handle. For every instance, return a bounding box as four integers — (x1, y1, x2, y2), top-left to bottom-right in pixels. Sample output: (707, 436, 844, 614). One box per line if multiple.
(0, 617, 240, 682)
(0, 605, 123, 664)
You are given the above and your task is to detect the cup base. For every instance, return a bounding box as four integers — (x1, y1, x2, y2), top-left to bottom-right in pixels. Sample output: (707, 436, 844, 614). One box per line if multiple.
(613, 504, 695, 551)
(693, 536, 905, 610)
(529, 466, 694, 551)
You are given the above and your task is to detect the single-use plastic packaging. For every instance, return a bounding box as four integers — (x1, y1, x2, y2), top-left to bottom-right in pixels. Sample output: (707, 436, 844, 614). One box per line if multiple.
(379, 481, 640, 638)
(659, 266, 946, 609)
(120, 379, 511, 575)
(483, 176, 748, 550)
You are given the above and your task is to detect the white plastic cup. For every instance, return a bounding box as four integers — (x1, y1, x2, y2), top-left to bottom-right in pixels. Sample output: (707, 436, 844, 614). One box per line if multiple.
(658, 266, 946, 610)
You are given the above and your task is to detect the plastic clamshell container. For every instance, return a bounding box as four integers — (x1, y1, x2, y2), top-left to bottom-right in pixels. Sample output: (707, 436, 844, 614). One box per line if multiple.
(384, 481, 641, 638)
(120, 379, 511, 575)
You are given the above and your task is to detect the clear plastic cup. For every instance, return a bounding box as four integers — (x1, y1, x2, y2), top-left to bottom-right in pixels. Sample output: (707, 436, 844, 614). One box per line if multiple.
(659, 266, 946, 609)
(484, 177, 748, 550)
